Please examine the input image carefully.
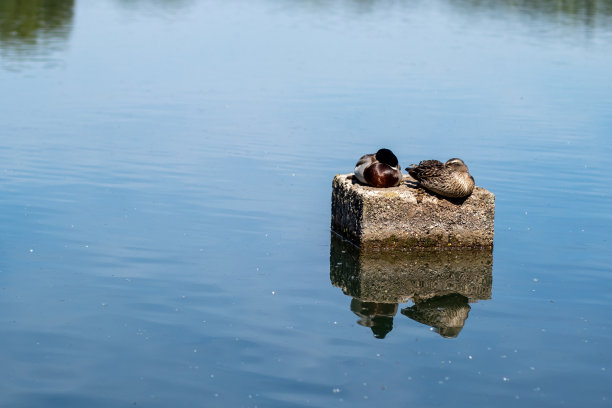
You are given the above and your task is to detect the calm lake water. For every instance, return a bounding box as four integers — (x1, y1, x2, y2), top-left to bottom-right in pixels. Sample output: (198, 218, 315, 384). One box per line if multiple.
(1, 0, 611, 407)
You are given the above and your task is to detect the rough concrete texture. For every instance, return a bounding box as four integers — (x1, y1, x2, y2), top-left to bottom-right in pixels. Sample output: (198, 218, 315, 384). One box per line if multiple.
(329, 234, 492, 304)
(331, 173, 495, 249)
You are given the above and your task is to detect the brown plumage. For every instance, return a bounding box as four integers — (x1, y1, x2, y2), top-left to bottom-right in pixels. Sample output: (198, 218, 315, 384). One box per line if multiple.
(354, 148, 402, 188)
(406, 158, 475, 198)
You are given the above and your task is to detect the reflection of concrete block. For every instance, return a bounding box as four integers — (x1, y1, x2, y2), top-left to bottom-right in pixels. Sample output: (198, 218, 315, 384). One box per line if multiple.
(331, 174, 495, 249)
(330, 234, 492, 304)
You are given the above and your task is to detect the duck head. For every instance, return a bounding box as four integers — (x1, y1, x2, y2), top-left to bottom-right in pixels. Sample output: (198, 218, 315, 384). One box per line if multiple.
(375, 148, 399, 167)
(445, 158, 469, 172)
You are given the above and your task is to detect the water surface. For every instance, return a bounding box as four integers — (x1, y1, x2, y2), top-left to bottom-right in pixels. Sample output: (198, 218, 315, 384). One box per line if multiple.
(1, 0, 611, 407)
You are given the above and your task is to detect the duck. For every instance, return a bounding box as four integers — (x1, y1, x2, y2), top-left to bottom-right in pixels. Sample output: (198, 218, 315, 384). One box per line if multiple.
(406, 158, 474, 198)
(354, 148, 403, 188)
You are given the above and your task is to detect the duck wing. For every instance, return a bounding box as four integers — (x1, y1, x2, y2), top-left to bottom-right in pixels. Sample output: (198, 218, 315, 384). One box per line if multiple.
(406, 159, 444, 180)
(354, 153, 376, 184)
(355, 153, 376, 168)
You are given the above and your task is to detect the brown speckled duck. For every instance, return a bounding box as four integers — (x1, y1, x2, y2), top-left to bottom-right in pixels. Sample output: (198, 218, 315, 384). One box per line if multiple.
(406, 158, 474, 198)
(354, 148, 402, 188)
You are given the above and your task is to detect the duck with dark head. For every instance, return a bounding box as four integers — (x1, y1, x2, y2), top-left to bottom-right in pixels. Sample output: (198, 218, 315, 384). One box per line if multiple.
(406, 158, 474, 198)
(354, 148, 402, 188)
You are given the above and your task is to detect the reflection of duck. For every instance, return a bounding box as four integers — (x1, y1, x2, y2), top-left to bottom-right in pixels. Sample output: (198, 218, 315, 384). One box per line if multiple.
(351, 299, 398, 339)
(406, 158, 474, 198)
(354, 148, 402, 188)
(401, 294, 471, 338)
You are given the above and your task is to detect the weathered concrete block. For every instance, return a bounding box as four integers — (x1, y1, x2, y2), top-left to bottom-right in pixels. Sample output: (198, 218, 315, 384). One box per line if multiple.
(331, 174, 495, 249)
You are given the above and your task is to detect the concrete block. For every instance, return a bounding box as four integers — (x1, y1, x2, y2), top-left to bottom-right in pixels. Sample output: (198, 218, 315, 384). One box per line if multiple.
(331, 174, 495, 249)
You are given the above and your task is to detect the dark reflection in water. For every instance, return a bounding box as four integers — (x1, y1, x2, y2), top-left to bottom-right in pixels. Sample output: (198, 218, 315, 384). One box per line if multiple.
(444, 0, 612, 41)
(284, 0, 612, 28)
(401, 294, 471, 338)
(0, 0, 610, 69)
(330, 233, 492, 338)
(0, 0, 74, 56)
(350, 299, 398, 339)
(451, 0, 612, 23)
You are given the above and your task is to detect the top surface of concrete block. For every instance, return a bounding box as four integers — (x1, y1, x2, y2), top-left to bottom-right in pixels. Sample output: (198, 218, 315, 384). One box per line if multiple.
(331, 174, 495, 249)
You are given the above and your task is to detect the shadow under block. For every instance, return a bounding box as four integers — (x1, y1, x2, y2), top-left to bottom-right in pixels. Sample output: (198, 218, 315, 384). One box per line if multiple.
(331, 174, 495, 249)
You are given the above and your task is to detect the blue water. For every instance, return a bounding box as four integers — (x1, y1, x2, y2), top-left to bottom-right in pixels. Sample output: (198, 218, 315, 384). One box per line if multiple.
(1, 0, 611, 406)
